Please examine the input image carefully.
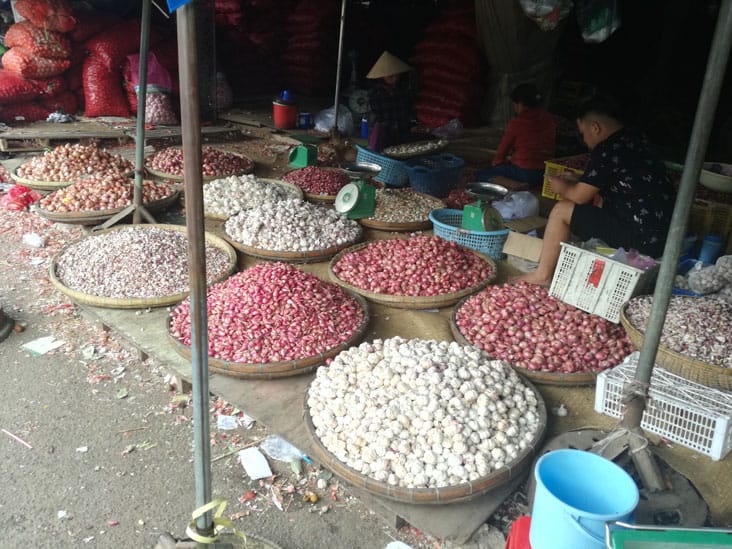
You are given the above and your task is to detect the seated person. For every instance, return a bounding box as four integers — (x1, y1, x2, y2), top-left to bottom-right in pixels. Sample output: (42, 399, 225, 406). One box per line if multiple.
(517, 94, 675, 286)
(366, 51, 415, 151)
(476, 83, 556, 189)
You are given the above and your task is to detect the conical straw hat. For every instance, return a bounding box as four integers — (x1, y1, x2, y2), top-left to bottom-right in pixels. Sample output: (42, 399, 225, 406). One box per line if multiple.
(366, 51, 412, 79)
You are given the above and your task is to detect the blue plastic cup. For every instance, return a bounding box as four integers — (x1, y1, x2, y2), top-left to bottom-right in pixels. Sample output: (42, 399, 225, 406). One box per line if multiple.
(683, 234, 697, 255)
(699, 234, 723, 264)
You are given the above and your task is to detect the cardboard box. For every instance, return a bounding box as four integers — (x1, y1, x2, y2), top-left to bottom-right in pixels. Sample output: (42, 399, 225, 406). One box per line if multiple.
(502, 231, 543, 262)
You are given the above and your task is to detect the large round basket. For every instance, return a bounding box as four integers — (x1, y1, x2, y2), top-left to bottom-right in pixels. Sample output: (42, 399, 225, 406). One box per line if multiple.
(49, 224, 237, 309)
(358, 191, 444, 232)
(450, 295, 598, 386)
(12, 167, 72, 191)
(166, 293, 369, 379)
(328, 241, 497, 309)
(283, 167, 348, 203)
(619, 302, 732, 391)
(382, 139, 448, 159)
(145, 149, 255, 182)
(203, 178, 304, 221)
(34, 188, 181, 226)
(303, 379, 547, 504)
(227, 235, 362, 264)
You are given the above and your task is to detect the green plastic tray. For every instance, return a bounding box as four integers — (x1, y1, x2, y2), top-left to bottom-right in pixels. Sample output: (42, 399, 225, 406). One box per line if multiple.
(607, 522, 732, 548)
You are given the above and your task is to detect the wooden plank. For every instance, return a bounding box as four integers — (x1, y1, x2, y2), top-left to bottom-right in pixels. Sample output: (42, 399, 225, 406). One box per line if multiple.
(0, 120, 126, 140)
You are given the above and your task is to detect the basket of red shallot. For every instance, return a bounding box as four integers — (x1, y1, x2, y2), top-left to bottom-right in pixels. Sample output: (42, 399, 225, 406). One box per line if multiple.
(168, 263, 370, 379)
(451, 282, 635, 385)
(145, 146, 254, 182)
(329, 235, 497, 309)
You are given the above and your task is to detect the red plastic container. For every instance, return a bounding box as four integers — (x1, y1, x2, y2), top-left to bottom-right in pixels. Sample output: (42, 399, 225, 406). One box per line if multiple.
(505, 516, 532, 549)
(272, 100, 297, 130)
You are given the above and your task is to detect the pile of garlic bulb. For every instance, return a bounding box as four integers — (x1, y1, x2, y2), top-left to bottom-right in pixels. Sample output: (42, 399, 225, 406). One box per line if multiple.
(225, 199, 362, 252)
(203, 175, 301, 218)
(308, 337, 542, 489)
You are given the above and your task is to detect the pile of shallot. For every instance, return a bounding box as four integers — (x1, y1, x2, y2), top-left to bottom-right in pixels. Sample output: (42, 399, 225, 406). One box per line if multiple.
(225, 199, 361, 252)
(283, 166, 350, 196)
(55, 227, 232, 298)
(331, 236, 493, 296)
(455, 282, 633, 374)
(16, 143, 134, 182)
(625, 295, 731, 367)
(146, 146, 253, 178)
(308, 337, 542, 488)
(169, 263, 366, 363)
(370, 188, 444, 223)
(39, 174, 173, 212)
(203, 175, 301, 218)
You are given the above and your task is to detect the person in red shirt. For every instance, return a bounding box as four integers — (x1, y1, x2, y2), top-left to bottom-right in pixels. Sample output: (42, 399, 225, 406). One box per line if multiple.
(476, 83, 556, 187)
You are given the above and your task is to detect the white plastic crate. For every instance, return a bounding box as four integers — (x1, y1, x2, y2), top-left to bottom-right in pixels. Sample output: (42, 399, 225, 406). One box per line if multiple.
(549, 243, 658, 323)
(595, 352, 732, 460)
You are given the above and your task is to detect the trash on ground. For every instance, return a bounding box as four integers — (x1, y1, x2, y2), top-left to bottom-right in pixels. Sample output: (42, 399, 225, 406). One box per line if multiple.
(57, 510, 69, 520)
(21, 335, 65, 356)
(116, 388, 129, 399)
(238, 447, 272, 480)
(259, 435, 307, 462)
(22, 233, 46, 248)
(216, 415, 240, 430)
(76, 446, 89, 453)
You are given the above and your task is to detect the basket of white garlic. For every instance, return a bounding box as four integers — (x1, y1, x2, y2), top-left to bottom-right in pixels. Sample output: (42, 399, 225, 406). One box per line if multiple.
(224, 198, 363, 263)
(202, 175, 304, 220)
(305, 337, 547, 503)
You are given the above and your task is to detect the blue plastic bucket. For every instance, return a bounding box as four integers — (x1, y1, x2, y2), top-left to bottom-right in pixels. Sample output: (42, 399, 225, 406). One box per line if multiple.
(529, 449, 639, 549)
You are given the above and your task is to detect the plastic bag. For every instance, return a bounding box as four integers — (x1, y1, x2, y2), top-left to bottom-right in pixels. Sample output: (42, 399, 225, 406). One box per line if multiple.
(314, 104, 354, 135)
(687, 263, 727, 295)
(0, 185, 42, 211)
(259, 435, 305, 462)
(716, 255, 732, 282)
(576, 0, 620, 43)
(493, 191, 539, 220)
(518, 0, 574, 31)
(431, 118, 464, 139)
(128, 52, 173, 94)
(144, 93, 178, 125)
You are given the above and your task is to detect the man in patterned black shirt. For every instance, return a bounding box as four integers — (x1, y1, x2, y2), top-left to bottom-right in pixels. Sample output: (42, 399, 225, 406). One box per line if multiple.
(518, 95, 674, 286)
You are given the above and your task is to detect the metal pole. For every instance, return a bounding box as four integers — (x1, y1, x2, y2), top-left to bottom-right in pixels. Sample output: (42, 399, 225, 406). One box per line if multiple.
(331, 0, 347, 135)
(177, 2, 213, 540)
(620, 0, 732, 486)
(133, 0, 151, 224)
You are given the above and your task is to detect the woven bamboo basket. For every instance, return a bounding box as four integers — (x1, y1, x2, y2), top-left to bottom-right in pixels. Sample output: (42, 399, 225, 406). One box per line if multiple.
(283, 167, 349, 203)
(303, 380, 547, 504)
(145, 148, 255, 182)
(328, 240, 497, 309)
(34, 188, 181, 225)
(49, 224, 237, 309)
(228, 232, 363, 264)
(167, 293, 369, 379)
(358, 191, 443, 232)
(619, 302, 732, 391)
(203, 179, 304, 221)
(12, 168, 72, 191)
(450, 295, 599, 386)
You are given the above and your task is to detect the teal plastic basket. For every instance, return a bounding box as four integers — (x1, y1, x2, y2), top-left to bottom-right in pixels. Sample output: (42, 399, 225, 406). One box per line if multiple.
(405, 154, 465, 198)
(429, 209, 509, 260)
(355, 145, 409, 187)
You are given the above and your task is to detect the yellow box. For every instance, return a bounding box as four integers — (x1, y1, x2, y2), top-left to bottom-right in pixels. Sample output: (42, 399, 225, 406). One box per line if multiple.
(542, 155, 589, 200)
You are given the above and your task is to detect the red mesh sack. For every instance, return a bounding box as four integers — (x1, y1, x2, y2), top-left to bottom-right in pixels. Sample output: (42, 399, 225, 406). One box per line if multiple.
(0, 69, 41, 104)
(65, 63, 83, 91)
(40, 90, 78, 114)
(85, 19, 151, 70)
(28, 76, 67, 98)
(0, 101, 51, 124)
(69, 10, 123, 43)
(14, 0, 76, 33)
(122, 60, 138, 115)
(2, 48, 71, 79)
(5, 22, 72, 59)
(82, 58, 130, 118)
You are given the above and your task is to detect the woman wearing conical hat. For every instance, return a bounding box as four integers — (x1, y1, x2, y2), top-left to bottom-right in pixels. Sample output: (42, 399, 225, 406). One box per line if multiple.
(366, 51, 416, 151)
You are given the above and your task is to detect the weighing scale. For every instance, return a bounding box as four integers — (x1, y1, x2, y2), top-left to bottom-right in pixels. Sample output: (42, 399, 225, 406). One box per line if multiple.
(288, 144, 318, 168)
(335, 162, 381, 219)
(461, 181, 508, 231)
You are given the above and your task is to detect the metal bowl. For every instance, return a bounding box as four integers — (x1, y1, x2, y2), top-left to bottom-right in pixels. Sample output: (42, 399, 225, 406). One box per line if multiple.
(340, 162, 382, 178)
(465, 181, 509, 201)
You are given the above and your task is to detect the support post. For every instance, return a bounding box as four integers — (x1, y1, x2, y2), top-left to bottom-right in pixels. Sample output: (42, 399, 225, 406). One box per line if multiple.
(177, 2, 213, 542)
(331, 0, 347, 135)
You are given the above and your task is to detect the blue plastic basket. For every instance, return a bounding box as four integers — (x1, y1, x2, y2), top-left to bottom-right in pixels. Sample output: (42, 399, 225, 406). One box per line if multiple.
(355, 145, 409, 187)
(405, 154, 466, 198)
(429, 208, 509, 260)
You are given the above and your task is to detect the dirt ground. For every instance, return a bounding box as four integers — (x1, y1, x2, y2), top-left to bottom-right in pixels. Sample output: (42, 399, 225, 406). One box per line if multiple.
(0, 121, 514, 549)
